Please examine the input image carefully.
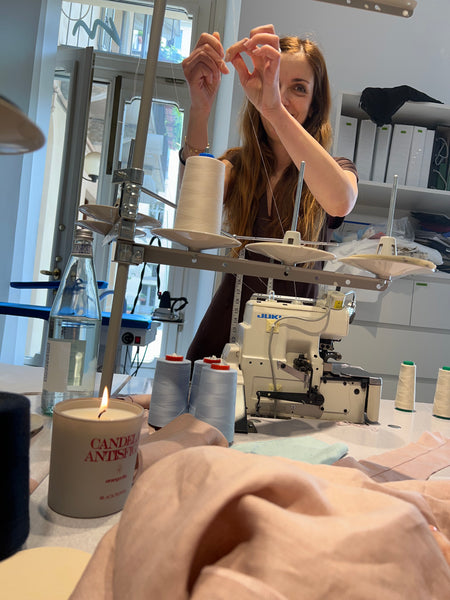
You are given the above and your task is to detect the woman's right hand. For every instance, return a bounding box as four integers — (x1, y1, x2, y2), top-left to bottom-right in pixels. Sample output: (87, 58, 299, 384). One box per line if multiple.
(182, 32, 229, 113)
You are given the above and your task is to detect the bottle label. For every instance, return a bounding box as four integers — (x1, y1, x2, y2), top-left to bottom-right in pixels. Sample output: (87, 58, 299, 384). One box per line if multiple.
(72, 240, 93, 257)
(43, 339, 88, 392)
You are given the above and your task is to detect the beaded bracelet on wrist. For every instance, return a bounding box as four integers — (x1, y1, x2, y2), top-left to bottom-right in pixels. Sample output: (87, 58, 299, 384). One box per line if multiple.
(179, 137, 210, 165)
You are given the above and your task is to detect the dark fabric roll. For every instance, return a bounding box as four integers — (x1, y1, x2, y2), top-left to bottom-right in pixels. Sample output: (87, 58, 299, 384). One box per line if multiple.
(0, 392, 30, 560)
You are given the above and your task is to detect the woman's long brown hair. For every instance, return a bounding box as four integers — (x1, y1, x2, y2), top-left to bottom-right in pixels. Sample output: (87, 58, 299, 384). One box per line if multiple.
(221, 37, 333, 252)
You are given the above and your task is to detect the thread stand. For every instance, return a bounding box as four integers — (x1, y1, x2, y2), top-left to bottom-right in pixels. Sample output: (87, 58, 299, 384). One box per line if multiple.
(141, 245, 390, 289)
(339, 175, 436, 278)
(99, 0, 167, 394)
(244, 161, 335, 265)
(95, 2, 392, 392)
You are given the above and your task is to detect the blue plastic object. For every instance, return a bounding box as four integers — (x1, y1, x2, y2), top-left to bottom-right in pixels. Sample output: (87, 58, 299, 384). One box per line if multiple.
(10, 280, 108, 290)
(0, 302, 152, 330)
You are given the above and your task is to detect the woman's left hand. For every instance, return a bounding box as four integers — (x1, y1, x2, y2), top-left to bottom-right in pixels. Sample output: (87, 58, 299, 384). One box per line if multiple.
(225, 24, 282, 117)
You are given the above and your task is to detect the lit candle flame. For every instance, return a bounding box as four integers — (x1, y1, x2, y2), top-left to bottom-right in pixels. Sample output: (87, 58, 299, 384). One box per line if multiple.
(98, 387, 109, 419)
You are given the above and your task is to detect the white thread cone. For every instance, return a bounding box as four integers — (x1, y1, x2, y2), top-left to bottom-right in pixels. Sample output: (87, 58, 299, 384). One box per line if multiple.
(394, 361, 416, 411)
(432, 366, 450, 419)
(175, 155, 225, 234)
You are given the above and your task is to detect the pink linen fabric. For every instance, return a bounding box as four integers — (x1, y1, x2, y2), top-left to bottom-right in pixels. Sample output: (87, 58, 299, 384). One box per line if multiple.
(70, 416, 450, 599)
(336, 431, 450, 482)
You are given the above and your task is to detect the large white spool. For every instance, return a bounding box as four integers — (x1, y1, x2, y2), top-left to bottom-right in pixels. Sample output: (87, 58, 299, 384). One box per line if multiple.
(153, 155, 240, 251)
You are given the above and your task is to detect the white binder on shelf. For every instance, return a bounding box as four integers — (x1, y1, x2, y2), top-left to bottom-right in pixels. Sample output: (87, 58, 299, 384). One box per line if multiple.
(405, 125, 428, 187)
(371, 124, 392, 182)
(418, 129, 435, 188)
(385, 124, 414, 186)
(336, 115, 357, 161)
(354, 119, 377, 181)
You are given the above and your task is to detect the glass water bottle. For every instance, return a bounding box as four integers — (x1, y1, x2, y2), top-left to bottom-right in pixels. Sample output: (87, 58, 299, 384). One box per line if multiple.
(41, 228, 101, 415)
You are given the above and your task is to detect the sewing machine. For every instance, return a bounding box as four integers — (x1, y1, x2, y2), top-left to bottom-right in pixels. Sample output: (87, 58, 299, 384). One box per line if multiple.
(223, 290, 381, 424)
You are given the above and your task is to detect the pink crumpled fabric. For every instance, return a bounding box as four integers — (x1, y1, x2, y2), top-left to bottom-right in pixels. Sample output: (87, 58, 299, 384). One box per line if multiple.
(70, 415, 450, 599)
(336, 431, 450, 482)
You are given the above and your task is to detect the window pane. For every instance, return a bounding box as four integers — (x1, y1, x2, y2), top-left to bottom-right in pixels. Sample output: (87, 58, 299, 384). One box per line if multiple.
(24, 76, 71, 364)
(59, 1, 193, 63)
(120, 96, 185, 364)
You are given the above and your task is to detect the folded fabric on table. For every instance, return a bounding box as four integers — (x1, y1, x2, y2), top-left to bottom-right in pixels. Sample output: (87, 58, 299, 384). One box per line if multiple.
(335, 431, 450, 482)
(233, 435, 348, 464)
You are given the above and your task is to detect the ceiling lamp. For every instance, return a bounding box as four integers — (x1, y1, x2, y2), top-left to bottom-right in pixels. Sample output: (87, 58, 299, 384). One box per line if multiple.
(313, 0, 417, 18)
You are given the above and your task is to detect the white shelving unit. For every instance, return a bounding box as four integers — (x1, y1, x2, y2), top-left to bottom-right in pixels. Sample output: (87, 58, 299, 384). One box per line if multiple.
(334, 92, 450, 213)
(332, 92, 450, 402)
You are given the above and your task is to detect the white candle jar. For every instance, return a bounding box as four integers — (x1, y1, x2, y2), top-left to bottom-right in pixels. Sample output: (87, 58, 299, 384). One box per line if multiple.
(48, 398, 144, 518)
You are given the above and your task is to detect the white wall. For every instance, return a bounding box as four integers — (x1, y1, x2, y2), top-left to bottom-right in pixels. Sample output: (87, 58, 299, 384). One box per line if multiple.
(0, 0, 60, 363)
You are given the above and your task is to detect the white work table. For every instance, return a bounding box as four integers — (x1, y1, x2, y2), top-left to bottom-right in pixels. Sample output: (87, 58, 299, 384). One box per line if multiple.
(1, 362, 450, 556)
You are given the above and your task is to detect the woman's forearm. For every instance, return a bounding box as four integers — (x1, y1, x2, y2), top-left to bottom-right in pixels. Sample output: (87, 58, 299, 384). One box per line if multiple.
(181, 32, 228, 163)
(182, 107, 211, 162)
(267, 106, 358, 217)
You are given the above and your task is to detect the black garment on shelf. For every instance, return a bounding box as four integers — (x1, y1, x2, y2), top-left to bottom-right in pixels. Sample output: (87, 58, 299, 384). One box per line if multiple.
(360, 85, 443, 127)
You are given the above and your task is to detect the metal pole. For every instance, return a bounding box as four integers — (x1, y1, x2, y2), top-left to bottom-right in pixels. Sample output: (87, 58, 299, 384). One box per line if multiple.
(99, 262, 129, 393)
(100, 0, 167, 394)
(132, 0, 168, 170)
(291, 161, 305, 232)
(142, 245, 391, 291)
(386, 174, 399, 237)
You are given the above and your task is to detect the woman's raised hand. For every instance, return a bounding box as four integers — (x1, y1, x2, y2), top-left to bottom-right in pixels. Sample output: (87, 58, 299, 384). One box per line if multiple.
(182, 32, 229, 113)
(225, 24, 282, 116)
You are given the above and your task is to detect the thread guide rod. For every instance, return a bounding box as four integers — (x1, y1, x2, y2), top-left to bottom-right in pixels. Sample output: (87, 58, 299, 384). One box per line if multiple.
(100, 0, 168, 394)
(386, 174, 398, 238)
(291, 161, 305, 233)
